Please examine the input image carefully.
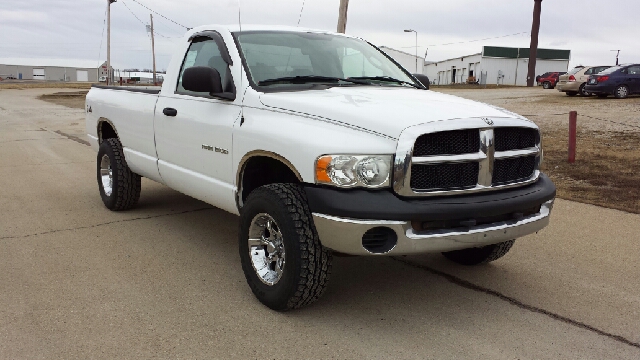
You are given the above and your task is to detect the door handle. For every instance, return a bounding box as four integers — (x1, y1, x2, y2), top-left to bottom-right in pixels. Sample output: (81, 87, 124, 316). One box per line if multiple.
(163, 108, 177, 117)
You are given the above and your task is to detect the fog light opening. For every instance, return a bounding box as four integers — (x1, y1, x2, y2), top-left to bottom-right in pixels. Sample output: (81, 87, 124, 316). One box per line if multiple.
(362, 227, 398, 254)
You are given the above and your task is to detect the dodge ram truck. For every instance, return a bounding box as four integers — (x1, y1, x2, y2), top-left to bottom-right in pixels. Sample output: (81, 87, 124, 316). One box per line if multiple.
(85, 25, 556, 311)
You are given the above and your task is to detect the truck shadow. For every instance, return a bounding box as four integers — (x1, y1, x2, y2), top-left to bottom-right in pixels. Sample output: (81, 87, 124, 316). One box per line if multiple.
(134, 185, 540, 333)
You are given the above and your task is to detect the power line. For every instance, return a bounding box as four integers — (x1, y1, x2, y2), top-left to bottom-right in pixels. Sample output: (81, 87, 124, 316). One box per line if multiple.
(401, 31, 530, 49)
(120, 1, 173, 39)
(129, 0, 190, 29)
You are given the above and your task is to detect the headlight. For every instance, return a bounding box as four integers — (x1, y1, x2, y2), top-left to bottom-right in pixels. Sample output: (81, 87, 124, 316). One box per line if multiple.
(315, 155, 392, 188)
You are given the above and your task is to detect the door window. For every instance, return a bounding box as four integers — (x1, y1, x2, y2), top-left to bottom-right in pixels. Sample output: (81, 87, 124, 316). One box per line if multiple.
(627, 66, 640, 75)
(176, 38, 229, 95)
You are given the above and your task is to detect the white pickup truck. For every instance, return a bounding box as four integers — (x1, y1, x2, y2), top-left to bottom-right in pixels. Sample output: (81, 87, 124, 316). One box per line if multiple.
(86, 25, 556, 310)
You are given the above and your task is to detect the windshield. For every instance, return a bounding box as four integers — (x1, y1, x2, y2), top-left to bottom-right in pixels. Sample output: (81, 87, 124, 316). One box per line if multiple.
(567, 66, 584, 75)
(235, 31, 417, 89)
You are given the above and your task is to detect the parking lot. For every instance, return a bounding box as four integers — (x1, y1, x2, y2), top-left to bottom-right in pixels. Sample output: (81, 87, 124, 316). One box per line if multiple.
(1, 87, 639, 359)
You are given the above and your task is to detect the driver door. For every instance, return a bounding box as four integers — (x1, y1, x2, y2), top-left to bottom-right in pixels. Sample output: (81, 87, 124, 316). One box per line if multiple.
(154, 36, 241, 213)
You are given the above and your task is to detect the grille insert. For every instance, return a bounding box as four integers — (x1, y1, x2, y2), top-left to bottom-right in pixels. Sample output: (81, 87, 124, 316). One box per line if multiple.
(413, 129, 479, 157)
(411, 162, 479, 191)
(495, 128, 538, 152)
(492, 155, 537, 185)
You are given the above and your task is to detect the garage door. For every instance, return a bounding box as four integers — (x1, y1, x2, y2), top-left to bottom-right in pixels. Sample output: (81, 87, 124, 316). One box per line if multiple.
(76, 70, 89, 82)
(33, 68, 45, 80)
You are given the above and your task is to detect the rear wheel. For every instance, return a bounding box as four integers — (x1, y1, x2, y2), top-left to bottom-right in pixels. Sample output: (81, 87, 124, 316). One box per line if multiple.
(442, 240, 515, 266)
(239, 184, 332, 311)
(542, 81, 551, 89)
(579, 84, 590, 96)
(566, 91, 578, 97)
(615, 85, 629, 99)
(97, 138, 141, 211)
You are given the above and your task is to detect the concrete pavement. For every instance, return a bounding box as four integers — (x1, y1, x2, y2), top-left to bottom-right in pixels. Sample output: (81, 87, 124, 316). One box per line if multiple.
(1, 89, 639, 359)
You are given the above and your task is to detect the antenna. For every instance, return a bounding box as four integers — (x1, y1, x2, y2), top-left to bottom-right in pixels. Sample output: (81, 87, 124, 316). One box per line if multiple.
(238, 0, 243, 103)
(297, 0, 306, 26)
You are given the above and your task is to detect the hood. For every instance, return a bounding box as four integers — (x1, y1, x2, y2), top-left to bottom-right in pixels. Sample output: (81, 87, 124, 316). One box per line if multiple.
(259, 87, 527, 139)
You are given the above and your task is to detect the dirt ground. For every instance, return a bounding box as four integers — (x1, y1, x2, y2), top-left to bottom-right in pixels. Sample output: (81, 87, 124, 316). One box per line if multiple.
(435, 86, 640, 214)
(38, 87, 640, 214)
(0, 81, 92, 90)
(37, 91, 88, 109)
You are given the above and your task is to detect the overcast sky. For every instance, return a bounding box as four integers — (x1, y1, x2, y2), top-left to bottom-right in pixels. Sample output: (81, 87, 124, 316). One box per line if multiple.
(1, 0, 638, 70)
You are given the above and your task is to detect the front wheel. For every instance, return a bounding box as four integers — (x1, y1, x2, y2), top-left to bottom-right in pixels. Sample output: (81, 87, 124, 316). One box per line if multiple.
(542, 82, 551, 89)
(239, 184, 332, 311)
(97, 138, 141, 211)
(442, 240, 515, 266)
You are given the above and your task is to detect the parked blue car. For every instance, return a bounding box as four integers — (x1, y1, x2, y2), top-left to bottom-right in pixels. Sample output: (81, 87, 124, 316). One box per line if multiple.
(584, 64, 640, 99)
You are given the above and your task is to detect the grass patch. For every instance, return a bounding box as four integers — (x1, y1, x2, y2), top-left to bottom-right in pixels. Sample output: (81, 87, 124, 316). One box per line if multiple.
(541, 128, 640, 214)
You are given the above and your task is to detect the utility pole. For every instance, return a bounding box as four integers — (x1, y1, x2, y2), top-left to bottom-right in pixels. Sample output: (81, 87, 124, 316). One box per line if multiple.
(526, 0, 542, 87)
(107, 0, 117, 85)
(337, 0, 349, 33)
(404, 29, 418, 73)
(610, 50, 620, 65)
(150, 14, 157, 85)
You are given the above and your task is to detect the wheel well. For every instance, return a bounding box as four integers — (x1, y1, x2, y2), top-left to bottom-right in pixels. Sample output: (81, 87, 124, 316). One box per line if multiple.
(99, 121, 117, 143)
(240, 156, 301, 204)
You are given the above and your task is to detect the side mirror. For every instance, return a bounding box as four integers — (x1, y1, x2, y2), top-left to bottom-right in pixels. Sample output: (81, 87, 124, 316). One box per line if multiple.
(182, 66, 223, 94)
(413, 74, 430, 90)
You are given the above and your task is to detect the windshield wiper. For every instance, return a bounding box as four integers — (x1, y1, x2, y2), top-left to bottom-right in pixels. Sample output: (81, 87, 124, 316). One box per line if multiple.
(349, 76, 421, 89)
(258, 75, 368, 86)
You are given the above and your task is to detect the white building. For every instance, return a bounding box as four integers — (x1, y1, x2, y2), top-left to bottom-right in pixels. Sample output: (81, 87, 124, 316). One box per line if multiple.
(379, 46, 433, 74)
(424, 46, 571, 86)
(0, 59, 111, 82)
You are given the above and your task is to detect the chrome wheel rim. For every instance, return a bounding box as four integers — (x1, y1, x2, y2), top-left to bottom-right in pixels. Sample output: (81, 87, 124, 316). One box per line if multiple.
(248, 213, 286, 286)
(617, 86, 628, 98)
(100, 154, 113, 196)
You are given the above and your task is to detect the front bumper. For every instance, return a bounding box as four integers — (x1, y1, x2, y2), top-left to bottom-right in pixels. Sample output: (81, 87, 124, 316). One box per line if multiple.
(307, 175, 556, 256)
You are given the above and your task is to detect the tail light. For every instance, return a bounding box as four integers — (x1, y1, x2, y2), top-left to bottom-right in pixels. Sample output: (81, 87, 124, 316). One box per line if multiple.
(598, 75, 610, 82)
(568, 75, 576, 82)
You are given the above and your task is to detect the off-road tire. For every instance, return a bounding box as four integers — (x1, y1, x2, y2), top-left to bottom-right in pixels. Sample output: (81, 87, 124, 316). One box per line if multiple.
(97, 138, 141, 211)
(566, 91, 578, 97)
(614, 85, 629, 99)
(542, 81, 551, 89)
(442, 240, 515, 266)
(239, 183, 332, 311)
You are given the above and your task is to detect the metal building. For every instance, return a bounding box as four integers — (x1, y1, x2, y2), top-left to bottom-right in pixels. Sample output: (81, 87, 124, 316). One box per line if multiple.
(379, 46, 434, 75)
(424, 46, 571, 86)
(0, 59, 112, 82)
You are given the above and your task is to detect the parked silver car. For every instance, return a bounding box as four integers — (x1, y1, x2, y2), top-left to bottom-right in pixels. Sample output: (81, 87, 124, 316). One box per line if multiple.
(557, 66, 610, 96)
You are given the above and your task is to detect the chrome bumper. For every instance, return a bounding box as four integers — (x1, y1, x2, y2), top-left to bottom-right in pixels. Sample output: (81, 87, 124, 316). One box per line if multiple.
(312, 200, 554, 256)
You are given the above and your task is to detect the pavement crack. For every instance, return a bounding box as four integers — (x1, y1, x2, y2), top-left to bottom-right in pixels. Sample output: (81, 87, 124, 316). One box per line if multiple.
(0, 138, 65, 144)
(53, 130, 90, 146)
(0, 208, 214, 241)
(391, 257, 640, 350)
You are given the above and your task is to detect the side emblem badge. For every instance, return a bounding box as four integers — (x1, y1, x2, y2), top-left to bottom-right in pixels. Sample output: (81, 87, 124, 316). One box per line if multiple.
(482, 117, 494, 126)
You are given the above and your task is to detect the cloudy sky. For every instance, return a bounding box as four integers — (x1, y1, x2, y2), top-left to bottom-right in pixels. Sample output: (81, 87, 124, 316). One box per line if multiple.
(1, 0, 638, 70)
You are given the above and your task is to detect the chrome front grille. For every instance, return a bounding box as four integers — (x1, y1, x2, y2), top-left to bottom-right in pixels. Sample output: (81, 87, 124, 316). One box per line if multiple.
(393, 118, 541, 197)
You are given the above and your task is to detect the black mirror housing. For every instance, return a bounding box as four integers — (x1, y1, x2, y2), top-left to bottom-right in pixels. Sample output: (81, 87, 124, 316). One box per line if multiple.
(182, 66, 224, 94)
(413, 74, 430, 90)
